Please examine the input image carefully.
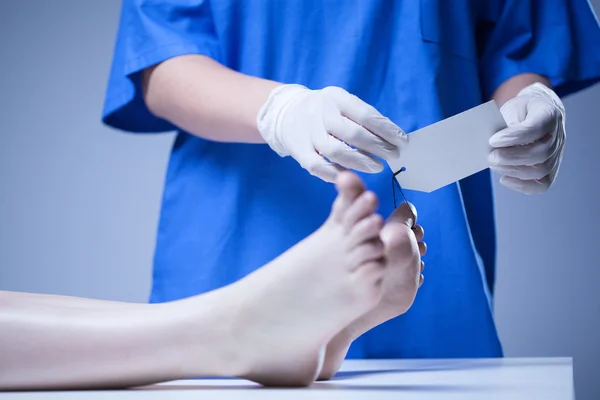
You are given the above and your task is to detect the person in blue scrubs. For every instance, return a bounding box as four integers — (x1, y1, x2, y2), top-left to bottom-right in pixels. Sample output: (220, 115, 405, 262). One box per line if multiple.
(102, 0, 600, 379)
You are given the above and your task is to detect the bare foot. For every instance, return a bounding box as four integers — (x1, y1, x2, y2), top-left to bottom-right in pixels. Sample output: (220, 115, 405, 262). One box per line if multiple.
(317, 201, 427, 380)
(219, 171, 387, 386)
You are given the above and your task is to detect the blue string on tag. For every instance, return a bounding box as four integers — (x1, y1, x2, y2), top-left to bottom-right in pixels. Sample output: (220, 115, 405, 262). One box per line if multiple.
(392, 167, 417, 228)
(392, 167, 408, 209)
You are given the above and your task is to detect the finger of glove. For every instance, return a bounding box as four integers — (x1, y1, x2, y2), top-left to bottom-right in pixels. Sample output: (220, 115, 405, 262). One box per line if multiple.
(323, 109, 399, 160)
(491, 100, 558, 147)
(314, 131, 384, 173)
(488, 133, 558, 166)
(321, 86, 407, 147)
(299, 152, 345, 183)
(499, 96, 529, 126)
(490, 153, 557, 180)
(499, 175, 551, 195)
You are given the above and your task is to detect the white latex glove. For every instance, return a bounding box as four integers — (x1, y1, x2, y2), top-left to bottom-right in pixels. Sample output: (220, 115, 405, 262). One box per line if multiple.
(489, 82, 566, 194)
(257, 84, 406, 182)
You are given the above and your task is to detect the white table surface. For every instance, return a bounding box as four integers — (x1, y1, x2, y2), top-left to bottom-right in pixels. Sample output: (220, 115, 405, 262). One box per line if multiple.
(0, 358, 573, 400)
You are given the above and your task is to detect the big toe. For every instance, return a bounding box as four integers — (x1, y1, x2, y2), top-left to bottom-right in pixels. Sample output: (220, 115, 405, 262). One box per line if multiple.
(331, 171, 366, 220)
(381, 202, 418, 250)
(387, 202, 417, 228)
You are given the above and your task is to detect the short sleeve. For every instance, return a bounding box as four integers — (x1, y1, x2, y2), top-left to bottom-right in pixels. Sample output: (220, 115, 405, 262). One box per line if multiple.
(102, 0, 221, 133)
(479, 0, 600, 100)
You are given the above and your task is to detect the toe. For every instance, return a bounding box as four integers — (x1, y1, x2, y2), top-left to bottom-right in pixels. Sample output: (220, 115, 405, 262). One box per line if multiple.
(349, 214, 383, 247)
(343, 191, 378, 230)
(331, 171, 365, 221)
(351, 238, 385, 266)
(418, 241, 427, 256)
(412, 224, 424, 241)
(380, 222, 420, 277)
(388, 201, 417, 228)
(380, 217, 412, 249)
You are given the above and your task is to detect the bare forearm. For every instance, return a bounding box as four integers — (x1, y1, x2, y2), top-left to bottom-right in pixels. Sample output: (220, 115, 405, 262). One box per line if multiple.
(143, 55, 282, 143)
(0, 291, 226, 390)
(492, 73, 551, 107)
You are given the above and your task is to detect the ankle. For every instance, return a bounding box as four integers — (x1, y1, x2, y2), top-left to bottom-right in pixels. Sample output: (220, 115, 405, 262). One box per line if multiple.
(168, 289, 248, 378)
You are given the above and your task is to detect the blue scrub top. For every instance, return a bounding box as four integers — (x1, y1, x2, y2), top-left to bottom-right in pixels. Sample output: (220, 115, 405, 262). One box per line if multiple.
(103, 0, 600, 359)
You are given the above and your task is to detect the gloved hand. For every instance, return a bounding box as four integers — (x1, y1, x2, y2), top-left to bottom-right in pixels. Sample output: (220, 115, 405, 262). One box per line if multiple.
(489, 82, 566, 194)
(257, 84, 406, 182)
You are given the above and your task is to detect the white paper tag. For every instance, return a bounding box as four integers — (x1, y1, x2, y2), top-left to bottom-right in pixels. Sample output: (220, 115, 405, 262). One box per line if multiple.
(387, 101, 507, 193)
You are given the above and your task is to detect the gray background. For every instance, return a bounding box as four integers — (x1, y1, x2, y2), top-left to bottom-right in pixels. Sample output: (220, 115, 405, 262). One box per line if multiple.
(0, 0, 598, 398)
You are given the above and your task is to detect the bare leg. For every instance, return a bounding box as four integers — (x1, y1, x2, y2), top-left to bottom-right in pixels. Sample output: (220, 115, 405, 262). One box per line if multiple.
(0, 288, 234, 390)
(1, 291, 146, 310)
(0, 172, 385, 390)
(317, 201, 427, 380)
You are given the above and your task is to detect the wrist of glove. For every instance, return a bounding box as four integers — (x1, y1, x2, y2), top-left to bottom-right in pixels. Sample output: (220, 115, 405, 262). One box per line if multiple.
(489, 82, 566, 194)
(256, 84, 307, 157)
(257, 84, 406, 183)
